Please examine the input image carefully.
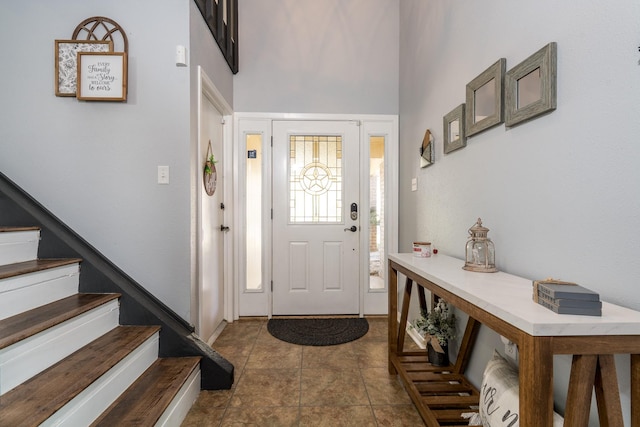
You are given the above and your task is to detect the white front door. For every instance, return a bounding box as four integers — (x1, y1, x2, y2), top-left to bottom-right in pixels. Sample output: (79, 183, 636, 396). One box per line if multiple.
(272, 120, 361, 315)
(198, 92, 225, 342)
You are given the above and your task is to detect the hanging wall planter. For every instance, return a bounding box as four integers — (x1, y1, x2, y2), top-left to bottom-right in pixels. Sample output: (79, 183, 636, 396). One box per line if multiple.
(203, 140, 217, 196)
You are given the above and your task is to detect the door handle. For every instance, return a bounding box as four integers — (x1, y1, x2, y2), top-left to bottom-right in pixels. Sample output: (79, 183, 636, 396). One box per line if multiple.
(220, 225, 230, 232)
(344, 226, 357, 232)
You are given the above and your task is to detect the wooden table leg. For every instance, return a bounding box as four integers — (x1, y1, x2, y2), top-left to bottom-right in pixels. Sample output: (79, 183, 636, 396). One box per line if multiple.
(564, 354, 597, 427)
(397, 277, 413, 353)
(417, 285, 427, 313)
(518, 334, 554, 427)
(632, 354, 640, 427)
(594, 355, 623, 427)
(388, 261, 398, 375)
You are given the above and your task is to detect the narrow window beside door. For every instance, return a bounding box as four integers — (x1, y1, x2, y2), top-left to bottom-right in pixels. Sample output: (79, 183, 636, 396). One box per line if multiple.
(245, 133, 262, 291)
(369, 136, 385, 291)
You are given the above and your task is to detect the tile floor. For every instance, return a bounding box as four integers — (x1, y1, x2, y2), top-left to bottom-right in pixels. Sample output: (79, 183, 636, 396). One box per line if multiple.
(181, 316, 426, 426)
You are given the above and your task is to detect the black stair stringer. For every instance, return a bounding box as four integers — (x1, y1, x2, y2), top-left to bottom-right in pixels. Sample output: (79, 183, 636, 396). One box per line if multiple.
(0, 171, 233, 390)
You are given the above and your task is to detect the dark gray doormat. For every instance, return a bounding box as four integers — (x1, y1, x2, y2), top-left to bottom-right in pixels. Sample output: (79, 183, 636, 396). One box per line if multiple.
(267, 318, 369, 346)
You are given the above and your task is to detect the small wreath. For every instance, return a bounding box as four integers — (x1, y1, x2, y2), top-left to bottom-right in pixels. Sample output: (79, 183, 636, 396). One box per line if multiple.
(203, 140, 217, 196)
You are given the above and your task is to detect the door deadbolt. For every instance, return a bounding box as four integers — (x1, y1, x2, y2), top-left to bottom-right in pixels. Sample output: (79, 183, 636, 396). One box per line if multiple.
(350, 203, 358, 220)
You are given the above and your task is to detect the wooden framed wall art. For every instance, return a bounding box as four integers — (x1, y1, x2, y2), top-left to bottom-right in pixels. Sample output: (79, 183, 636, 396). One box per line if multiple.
(55, 40, 113, 96)
(443, 104, 467, 154)
(76, 52, 128, 101)
(465, 58, 506, 137)
(505, 42, 557, 127)
(420, 129, 434, 167)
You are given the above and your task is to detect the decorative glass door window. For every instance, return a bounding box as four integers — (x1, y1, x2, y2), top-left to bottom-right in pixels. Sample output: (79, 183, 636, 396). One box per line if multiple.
(289, 135, 342, 223)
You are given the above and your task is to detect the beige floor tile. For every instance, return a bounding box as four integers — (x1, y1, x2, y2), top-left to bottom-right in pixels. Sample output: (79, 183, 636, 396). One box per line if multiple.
(359, 317, 388, 342)
(191, 389, 233, 409)
(300, 368, 369, 406)
(220, 407, 300, 427)
(181, 407, 226, 426)
(301, 343, 359, 369)
(299, 406, 377, 427)
(372, 404, 425, 426)
(361, 368, 412, 405)
(230, 368, 301, 407)
(245, 341, 303, 369)
(215, 320, 264, 347)
(182, 316, 427, 427)
(352, 341, 388, 368)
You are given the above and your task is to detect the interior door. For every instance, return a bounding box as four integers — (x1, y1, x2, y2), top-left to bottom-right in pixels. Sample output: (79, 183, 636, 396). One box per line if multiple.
(198, 93, 225, 342)
(272, 120, 360, 315)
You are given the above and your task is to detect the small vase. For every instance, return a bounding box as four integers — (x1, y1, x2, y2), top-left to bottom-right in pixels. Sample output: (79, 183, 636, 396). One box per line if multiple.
(427, 341, 449, 366)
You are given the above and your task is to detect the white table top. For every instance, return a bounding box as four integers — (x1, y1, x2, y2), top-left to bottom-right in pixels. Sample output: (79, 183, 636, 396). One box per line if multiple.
(389, 252, 640, 336)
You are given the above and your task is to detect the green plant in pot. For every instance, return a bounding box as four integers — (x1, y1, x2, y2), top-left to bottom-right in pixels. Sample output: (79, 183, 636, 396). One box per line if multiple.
(204, 153, 217, 175)
(414, 299, 456, 366)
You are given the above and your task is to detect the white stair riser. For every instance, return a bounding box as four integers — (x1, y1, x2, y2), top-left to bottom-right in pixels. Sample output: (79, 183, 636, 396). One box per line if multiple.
(0, 230, 39, 265)
(0, 300, 120, 395)
(0, 265, 79, 321)
(40, 332, 160, 427)
(156, 368, 201, 427)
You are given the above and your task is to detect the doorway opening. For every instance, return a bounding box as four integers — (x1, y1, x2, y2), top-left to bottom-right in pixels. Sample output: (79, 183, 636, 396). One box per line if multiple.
(193, 66, 233, 344)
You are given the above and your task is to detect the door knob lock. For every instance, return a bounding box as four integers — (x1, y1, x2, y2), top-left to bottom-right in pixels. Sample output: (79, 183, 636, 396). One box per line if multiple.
(344, 225, 357, 232)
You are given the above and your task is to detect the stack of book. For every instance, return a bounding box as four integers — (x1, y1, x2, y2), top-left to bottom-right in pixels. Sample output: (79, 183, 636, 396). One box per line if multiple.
(532, 279, 601, 316)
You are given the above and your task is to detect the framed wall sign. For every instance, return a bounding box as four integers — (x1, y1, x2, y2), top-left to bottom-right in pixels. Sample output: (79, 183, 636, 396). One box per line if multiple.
(76, 52, 127, 101)
(55, 40, 112, 97)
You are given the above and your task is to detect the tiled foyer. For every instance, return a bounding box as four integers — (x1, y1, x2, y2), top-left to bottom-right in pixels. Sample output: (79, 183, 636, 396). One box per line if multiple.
(181, 317, 426, 426)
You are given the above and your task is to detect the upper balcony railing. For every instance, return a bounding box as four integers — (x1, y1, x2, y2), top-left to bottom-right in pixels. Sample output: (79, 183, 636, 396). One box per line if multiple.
(193, 0, 238, 74)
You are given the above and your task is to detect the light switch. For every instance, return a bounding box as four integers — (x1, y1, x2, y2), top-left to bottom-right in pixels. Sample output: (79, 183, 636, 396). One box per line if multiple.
(411, 178, 417, 192)
(158, 166, 169, 184)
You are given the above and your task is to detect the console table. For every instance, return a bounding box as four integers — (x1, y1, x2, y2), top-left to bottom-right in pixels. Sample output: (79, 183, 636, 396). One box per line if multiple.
(388, 253, 640, 427)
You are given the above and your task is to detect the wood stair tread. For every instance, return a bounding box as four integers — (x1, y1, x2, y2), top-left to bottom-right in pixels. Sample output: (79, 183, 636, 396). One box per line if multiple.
(91, 356, 201, 426)
(0, 325, 160, 427)
(0, 293, 120, 350)
(0, 258, 82, 281)
(0, 226, 40, 232)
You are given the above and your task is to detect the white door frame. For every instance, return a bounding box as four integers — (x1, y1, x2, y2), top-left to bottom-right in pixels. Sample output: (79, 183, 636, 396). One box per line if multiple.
(193, 66, 234, 339)
(233, 113, 398, 319)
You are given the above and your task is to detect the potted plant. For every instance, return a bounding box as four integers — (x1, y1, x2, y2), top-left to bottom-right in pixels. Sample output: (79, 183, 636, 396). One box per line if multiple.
(413, 299, 456, 366)
(203, 148, 217, 196)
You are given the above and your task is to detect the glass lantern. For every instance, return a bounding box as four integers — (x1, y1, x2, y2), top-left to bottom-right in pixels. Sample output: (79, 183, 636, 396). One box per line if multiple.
(463, 218, 497, 273)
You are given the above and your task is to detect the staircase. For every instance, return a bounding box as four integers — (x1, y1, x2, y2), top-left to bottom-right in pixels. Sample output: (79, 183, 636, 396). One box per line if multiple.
(0, 226, 201, 426)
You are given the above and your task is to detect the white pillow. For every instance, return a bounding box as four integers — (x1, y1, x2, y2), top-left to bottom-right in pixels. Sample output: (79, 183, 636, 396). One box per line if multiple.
(477, 350, 563, 426)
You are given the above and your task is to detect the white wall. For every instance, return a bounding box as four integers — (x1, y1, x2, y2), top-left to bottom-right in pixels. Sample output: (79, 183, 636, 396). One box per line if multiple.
(0, 0, 233, 321)
(399, 1, 640, 424)
(234, 0, 399, 114)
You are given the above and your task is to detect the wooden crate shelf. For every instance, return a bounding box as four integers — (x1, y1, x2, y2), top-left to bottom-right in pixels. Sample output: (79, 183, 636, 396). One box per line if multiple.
(391, 351, 479, 426)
